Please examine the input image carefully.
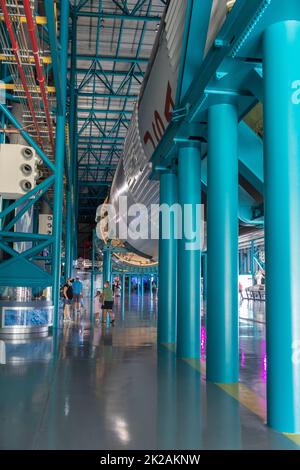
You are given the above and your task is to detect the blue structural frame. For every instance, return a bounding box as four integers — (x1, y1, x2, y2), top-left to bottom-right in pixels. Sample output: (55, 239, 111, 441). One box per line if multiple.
(72, 0, 162, 228)
(0, 1, 70, 330)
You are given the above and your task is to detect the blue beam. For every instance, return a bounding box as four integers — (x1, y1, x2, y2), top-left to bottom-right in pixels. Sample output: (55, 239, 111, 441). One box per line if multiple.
(0, 104, 55, 172)
(73, 68, 144, 77)
(44, 0, 63, 115)
(77, 108, 133, 115)
(76, 11, 161, 22)
(78, 136, 125, 141)
(79, 181, 112, 187)
(74, 53, 148, 63)
(176, 0, 213, 105)
(52, 0, 69, 329)
(78, 91, 138, 99)
(69, 7, 78, 263)
(77, 117, 130, 122)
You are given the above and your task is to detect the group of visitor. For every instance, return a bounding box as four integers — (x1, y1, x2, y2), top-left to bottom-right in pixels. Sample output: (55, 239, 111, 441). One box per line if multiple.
(62, 276, 84, 323)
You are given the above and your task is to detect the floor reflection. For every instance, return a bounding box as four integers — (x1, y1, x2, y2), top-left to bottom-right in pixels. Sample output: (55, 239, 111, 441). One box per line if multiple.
(0, 294, 298, 450)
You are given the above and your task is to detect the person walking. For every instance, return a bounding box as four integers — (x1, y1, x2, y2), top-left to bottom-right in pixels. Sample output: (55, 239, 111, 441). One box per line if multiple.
(63, 278, 74, 322)
(102, 281, 115, 325)
(72, 276, 83, 320)
(94, 290, 102, 323)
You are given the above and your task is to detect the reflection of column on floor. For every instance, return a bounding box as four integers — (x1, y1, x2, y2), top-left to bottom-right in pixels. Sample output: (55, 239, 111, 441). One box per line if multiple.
(157, 348, 177, 448)
(121, 274, 125, 320)
(176, 361, 202, 448)
(204, 382, 241, 449)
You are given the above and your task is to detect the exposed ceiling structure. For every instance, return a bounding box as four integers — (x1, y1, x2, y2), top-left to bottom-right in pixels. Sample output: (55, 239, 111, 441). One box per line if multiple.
(0, 0, 55, 162)
(70, 0, 167, 252)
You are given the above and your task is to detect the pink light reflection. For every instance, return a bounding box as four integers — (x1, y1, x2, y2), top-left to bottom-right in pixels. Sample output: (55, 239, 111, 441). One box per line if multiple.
(201, 326, 206, 356)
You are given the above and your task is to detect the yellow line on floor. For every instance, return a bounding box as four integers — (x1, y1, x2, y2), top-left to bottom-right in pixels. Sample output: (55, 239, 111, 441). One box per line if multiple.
(283, 434, 300, 446)
(163, 345, 300, 447)
(161, 343, 176, 352)
(217, 383, 266, 422)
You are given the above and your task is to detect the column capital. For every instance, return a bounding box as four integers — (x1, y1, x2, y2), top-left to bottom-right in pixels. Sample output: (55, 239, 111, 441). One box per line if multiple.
(174, 137, 203, 150)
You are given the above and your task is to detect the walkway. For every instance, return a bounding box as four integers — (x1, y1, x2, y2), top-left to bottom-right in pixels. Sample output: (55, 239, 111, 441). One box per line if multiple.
(0, 295, 299, 450)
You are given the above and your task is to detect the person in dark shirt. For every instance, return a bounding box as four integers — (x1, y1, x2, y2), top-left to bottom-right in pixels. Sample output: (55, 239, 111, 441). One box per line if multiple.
(63, 278, 73, 322)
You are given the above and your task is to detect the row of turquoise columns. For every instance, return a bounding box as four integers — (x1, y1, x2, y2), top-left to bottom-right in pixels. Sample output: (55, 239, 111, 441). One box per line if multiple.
(157, 141, 202, 358)
(52, 0, 69, 329)
(157, 18, 300, 434)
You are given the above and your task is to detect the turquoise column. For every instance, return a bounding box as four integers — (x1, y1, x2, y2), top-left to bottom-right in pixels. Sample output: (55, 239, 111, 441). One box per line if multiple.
(206, 103, 239, 384)
(102, 249, 111, 288)
(90, 230, 95, 323)
(202, 253, 207, 302)
(65, 189, 72, 280)
(69, 9, 78, 263)
(158, 171, 177, 345)
(52, 0, 69, 328)
(263, 20, 300, 433)
(137, 276, 141, 297)
(177, 142, 201, 358)
(122, 274, 126, 298)
(251, 241, 255, 283)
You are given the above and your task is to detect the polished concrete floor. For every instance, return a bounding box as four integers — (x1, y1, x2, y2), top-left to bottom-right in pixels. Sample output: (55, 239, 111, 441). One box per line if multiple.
(0, 294, 299, 450)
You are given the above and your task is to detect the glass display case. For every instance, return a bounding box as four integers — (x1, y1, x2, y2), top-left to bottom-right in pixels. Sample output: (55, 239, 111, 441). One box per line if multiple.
(0, 286, 53, 337)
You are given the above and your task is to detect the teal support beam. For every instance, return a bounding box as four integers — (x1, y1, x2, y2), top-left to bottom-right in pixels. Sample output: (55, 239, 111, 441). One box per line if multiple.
(141, 275, 144, 300)
(177, 143, 201, 359)
(176, 0, 213, 105)
(137, 276, 141, 297)
(0, 104, 55, 172)
(251, 240, 255, 283)
(0, 63, 7, 144)
(263, 20, 300, 434)
(69, 8, 78, 263)
(44, 0, 63, 115)
(202, 253, 207, 302)
(74, 54, 148, 64)
(122, 273, 126, 300)
(102, 249, 112, 288)
(76, 11, 161, 22)
(91, 230, 95, 324)
(52, 0, 69, 329)
(65, 189, 72, 280)
(121, 273, 126, 318)
(158, 171, 177, 345)
(206, 103, 239, 384)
